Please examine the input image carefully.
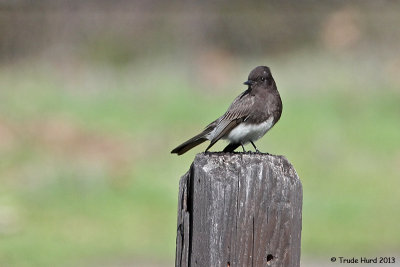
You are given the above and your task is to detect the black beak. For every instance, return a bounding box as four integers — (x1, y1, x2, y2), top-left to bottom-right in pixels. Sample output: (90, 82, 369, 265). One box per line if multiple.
(243, 80, 254, 86)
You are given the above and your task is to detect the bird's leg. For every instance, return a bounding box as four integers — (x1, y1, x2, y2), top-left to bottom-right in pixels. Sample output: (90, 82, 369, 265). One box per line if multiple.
(241, 144, 246, 152)
(250, 141, 260, 153)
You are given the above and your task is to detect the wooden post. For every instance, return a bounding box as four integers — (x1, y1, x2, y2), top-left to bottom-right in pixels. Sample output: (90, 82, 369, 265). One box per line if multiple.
(175, 153, 302, 267)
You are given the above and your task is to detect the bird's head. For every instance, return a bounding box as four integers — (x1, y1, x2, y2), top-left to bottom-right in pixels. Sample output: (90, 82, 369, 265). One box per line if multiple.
(244, 66, 274, 89)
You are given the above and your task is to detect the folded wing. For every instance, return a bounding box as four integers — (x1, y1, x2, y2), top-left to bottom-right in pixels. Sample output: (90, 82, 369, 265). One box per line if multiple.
(205, 91, 255, 151)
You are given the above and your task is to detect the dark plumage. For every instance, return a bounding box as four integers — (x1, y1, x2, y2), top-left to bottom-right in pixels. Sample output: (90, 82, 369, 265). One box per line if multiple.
(171, 66, 282, 155)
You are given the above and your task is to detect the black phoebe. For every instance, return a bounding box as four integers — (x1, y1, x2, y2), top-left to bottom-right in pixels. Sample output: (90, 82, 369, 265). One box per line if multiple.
(171, 66, 282, 155)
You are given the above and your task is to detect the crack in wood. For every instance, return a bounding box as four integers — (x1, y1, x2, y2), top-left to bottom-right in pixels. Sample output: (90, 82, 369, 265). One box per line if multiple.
(175, 153, 302, 267)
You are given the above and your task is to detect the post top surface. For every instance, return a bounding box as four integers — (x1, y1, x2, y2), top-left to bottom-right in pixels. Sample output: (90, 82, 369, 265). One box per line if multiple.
(193, 152, 300, 184)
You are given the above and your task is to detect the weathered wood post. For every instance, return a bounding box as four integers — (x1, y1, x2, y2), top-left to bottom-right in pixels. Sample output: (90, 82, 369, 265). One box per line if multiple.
(175, 153, 302, 267)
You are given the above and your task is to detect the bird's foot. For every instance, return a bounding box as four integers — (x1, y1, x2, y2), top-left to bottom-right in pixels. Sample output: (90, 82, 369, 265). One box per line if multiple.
(250, 141, 260, 153)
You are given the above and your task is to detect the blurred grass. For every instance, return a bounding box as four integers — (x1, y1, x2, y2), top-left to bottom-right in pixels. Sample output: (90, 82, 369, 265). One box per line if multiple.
(0, 50, 399, 266)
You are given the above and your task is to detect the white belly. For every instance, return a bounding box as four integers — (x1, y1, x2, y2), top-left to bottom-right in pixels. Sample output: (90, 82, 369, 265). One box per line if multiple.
(226, 117, 274, 144)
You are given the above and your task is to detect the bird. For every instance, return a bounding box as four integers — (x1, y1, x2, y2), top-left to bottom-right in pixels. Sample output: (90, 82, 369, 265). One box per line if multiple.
(171, 66, 282, 155)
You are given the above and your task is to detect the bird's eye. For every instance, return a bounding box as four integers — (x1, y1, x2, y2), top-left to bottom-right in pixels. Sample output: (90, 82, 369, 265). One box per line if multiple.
(261, 77, 265, 81)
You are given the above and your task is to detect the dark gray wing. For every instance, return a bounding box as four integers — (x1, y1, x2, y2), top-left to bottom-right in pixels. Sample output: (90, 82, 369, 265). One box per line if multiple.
(205, 91, 255, 151)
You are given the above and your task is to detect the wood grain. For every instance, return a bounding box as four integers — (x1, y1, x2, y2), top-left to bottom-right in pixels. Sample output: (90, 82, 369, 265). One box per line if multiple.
(175, 152, 302, 267)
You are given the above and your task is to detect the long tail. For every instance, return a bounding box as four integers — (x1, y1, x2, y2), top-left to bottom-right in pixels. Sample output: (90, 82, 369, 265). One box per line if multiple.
(171, 131, 210, 155)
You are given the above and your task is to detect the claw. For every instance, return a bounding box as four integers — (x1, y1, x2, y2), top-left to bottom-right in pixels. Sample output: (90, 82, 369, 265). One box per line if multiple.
(250, 141, 261, 153)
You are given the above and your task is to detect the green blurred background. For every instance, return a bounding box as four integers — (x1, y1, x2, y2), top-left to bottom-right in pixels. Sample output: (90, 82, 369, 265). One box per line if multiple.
(1, 1, 399, 266)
